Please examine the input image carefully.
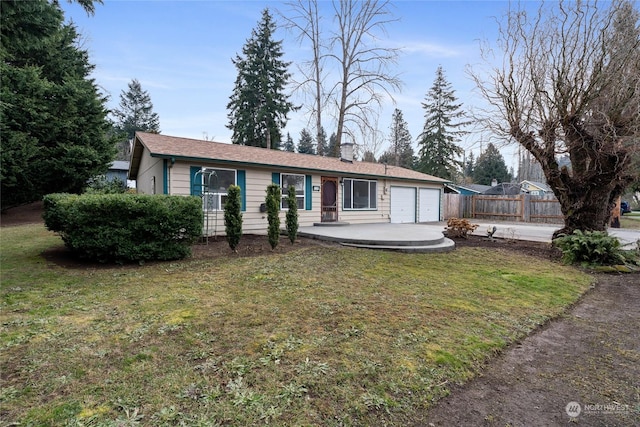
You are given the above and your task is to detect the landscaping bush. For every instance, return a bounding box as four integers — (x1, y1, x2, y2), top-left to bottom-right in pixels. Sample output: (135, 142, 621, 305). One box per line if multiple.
(85, 176, 128, 194)
(224, 185, 243, 251)
(285, 185, 299, 244)
(553, 230, 637, 266)
(266, 184, 281, 250)
(43, 193, 202, 263)
(445, 217, 479, 238)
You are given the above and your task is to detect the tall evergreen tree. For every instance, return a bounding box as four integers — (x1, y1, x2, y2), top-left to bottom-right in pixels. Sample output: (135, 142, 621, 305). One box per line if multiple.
(326, 132, 340, 158)
(362, 151, 377, 162)
(473, 143, 512, 185)
(113, 79, 160, 139)
(316, 126, 327, 156)
(112, 78, 160, 160)
(380, 108, 414, 169)
(0, 0, 115, 208)
(297, 128, 316, 154)
(416, 66, 469, 180)
(463, 151, 475, 182)
(227, 8, 296, 149)
(283, 132, 296, 152)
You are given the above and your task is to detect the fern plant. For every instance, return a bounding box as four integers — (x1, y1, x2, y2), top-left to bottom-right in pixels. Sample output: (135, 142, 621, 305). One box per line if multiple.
(285, 185, 299, 244)
(553, 230, 627, 266)
(265, 184, 281, 250)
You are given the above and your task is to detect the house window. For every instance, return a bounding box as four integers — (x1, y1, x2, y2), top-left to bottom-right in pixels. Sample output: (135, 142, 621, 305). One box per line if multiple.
(202, 168, 236, 211)
(281, 173, 305, 209)
(343, 179, 377, 210)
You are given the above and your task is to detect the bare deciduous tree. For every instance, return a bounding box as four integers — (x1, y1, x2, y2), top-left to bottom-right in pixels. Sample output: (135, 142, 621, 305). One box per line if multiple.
(471, 0, 640, 237)
(329, 0, 402, 149)
(281, 0, 326, 146)
(283, 0, 401, 152)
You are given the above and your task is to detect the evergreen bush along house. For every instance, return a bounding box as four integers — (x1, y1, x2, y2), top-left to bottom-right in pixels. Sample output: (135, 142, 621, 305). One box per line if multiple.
(129, 132, 449, 236)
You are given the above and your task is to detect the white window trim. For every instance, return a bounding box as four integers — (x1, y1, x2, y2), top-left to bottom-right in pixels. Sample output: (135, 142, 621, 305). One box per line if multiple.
(343, 178, 378, 210)
(280, 173, 306, 210)
(202, 167, 236, 212)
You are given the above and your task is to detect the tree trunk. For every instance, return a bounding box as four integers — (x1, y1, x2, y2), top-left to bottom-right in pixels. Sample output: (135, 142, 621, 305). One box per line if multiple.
(544, 157, 631, 239)
(513, 125, 633, 239)
(551, 183, 617, 238)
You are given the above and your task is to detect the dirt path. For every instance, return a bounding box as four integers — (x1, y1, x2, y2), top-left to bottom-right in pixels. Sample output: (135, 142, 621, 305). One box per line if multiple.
(423, 273, 640, 426)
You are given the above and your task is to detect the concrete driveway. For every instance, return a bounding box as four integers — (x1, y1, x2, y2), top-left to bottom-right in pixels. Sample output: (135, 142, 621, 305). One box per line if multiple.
(425, 220, 640, 249)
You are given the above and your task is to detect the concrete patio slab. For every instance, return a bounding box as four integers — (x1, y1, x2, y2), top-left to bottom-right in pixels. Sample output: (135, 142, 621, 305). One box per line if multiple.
(298, 223, 455, 253)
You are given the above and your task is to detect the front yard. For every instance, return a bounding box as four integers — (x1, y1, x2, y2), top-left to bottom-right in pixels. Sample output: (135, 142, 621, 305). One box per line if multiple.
(1, 224, 593, 426)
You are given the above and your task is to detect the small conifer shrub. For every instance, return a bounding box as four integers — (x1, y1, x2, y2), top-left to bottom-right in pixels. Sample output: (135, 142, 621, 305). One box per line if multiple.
(266, 184, 281, 250)
(224, 185, 243, 251)
(285, 185, 299, 244)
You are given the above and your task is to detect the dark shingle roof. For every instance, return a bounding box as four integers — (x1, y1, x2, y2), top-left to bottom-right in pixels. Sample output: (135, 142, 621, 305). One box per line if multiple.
(130, 132, 448, 184)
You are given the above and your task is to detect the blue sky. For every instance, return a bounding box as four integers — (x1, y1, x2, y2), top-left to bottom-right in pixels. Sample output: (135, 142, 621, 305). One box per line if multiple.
(61, 0, 536, 168)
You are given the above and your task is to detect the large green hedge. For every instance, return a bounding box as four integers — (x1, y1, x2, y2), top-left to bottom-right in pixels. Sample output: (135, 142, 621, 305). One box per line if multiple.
(43, 193, 202, 263)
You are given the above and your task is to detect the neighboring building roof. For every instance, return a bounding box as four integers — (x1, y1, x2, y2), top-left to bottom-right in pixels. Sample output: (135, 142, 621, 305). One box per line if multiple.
(465, 184, 492, 194)
(444, 184, 461, 194)
(520, 180, 550, 192)
(483, 183, 522, 195)
(130, 132, 449, 184)
(446, 183, 488, 195)
(110, 161, 130, 171)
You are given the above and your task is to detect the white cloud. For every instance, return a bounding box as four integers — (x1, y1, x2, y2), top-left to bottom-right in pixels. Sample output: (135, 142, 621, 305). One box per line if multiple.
(399, 40, 463, 58)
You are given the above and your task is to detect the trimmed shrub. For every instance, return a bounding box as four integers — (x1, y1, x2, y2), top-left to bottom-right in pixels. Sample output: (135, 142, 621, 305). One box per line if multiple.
(224, 185, 243, 251)
(285, 185, 299, 244)
(43, 193, 202, 263)
(85, 176, 128, 194)
(553, 230, 632, 266)
(266, 184, 281, 250)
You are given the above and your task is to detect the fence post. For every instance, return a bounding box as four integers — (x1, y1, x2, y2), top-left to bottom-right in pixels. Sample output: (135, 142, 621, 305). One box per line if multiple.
(522, 194, 531, 222)
(471, 195, 476, 219)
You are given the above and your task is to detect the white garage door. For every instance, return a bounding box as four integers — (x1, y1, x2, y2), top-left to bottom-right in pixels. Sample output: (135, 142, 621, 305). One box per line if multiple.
(419, 188, 441, 222)
(390, 186, 416, 223)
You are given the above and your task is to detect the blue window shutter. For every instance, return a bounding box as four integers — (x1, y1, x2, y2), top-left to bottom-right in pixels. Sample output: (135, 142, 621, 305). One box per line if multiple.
(305, 175, 312, 210)
(237, 170, 246, 211)
(272, 172, 280, 185)
(163, 160, 169, 194)
(190, 166, 202, 196)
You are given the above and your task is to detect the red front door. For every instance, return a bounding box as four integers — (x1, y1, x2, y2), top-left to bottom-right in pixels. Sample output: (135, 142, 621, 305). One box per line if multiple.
(321, 177, 338, 222)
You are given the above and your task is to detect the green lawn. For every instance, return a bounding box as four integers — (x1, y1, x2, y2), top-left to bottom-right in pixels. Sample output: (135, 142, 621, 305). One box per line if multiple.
(1, 225, 593, 426)
(621, 211, 640, 229)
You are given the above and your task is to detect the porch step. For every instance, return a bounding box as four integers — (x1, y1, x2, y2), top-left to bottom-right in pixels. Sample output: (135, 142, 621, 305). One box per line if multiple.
(298, 230, 446, 247)
(340, 238, 455, 253)
(298, 224, 454, 253)
(312, 221, 351, 227)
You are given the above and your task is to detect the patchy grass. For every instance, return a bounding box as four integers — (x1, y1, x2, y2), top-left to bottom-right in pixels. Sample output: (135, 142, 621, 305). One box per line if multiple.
(1, 225, 593, 426)
(620, 212, 640, 229)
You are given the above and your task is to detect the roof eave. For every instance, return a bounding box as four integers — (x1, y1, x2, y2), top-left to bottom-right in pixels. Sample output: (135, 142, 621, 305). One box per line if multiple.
(149, 152, 448, 184)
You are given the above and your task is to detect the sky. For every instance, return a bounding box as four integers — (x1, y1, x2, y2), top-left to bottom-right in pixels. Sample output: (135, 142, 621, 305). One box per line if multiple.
(61, 0, 540, 169)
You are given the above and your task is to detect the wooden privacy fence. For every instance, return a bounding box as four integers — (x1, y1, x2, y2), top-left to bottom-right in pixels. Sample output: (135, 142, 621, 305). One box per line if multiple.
(443, 194, 564, 224)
